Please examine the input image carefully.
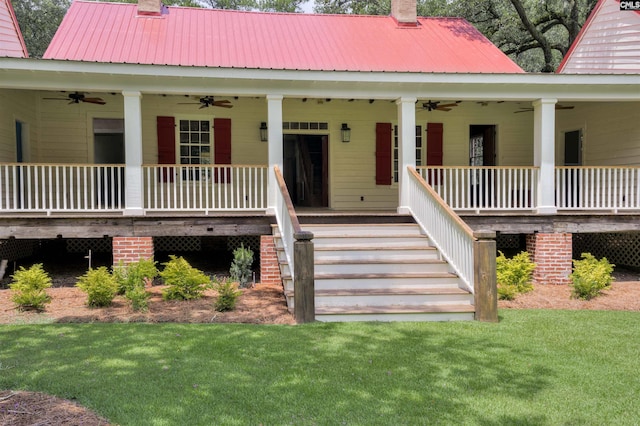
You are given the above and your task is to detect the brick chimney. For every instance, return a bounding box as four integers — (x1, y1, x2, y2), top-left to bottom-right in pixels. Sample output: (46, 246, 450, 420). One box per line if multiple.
(391, 0, 417, 26)
(138, 0, 163, 16)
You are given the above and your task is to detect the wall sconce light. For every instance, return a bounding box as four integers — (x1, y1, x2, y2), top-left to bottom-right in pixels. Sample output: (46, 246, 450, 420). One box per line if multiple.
(260, 122, 268, 142)
(341, 123, 351, 143)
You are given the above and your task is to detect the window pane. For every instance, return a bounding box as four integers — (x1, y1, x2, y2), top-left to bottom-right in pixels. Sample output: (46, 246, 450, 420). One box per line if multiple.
(201, 146, 210, 154)
(200, 121, 209, 132)
(191, 146, 200, 156)
(191, 133, 200, 143)
(190, 121, 199, 131)
(180, 146, 189, 156)
(201, 133, 210, 144)
(180, 133, 189, 143)
(180, 120, 189, 131)
(180, 157, 189, 164)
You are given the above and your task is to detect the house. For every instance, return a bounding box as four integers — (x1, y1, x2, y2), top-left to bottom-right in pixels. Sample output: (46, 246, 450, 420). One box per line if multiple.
(0, 0, 27, 59)
(0, 0, 639, 322)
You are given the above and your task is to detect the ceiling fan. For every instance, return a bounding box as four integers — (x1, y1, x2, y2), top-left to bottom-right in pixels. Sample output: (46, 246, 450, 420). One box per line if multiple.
(44, 92, 106, 105)
(179, 96, 233, 109)
(515, 105, 574, 113)
(417, 100, 460, 112)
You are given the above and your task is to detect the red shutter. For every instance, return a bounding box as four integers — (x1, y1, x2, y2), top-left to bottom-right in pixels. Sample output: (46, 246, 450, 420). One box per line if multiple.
(375, 123, 392, 185)
(157, 116, 175, 182)
(214, 118, 232, 183)
(426, 122, 443, 185)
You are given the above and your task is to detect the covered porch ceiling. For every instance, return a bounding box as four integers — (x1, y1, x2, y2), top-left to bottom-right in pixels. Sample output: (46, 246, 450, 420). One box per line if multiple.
(1, 58, 640, 103)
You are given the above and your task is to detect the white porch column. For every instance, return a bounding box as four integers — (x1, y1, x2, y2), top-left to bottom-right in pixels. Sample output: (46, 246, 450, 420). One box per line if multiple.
(533, 98, 557, 214)
(267, 94, 284, 213)
(123, 90, 144, 216)
(397, 96, 417, 214)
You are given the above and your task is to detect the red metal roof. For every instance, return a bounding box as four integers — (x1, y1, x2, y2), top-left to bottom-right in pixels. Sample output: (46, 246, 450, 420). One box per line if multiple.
(0, 0, 28, 58)
(44, 1, 523, 74)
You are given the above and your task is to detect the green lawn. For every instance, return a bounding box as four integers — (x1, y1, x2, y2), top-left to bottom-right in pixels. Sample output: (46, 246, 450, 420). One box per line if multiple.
(1, 310, 638, 425)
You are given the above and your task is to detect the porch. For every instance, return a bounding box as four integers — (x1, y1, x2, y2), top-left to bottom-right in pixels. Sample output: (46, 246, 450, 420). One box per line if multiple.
(1, 163, 639, 216)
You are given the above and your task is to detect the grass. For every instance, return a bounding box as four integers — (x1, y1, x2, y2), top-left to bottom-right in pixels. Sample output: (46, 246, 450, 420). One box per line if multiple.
(0, 310, 639, 425)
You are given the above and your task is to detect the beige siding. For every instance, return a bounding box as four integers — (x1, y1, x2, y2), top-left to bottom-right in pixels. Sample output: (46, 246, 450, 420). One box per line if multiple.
(0, 89, 37, 162)
(557, 102, 640, 166)
(29, 93, 537, 210)
(559, 0, 640, 74)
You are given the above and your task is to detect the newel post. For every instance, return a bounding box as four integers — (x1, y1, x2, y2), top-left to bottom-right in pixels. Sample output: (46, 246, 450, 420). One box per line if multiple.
(294, 230, 315, 324)
(473, 231, 498, 322)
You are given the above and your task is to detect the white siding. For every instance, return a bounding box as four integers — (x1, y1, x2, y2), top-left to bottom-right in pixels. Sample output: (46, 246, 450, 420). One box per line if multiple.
(559, 0, 640, 74)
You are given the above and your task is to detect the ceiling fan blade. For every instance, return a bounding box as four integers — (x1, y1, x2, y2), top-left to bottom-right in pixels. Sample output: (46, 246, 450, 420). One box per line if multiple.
(83, 98, 106, 105)
(556, 105, 574, 110)
(436, 107, 452, 112)
(43, 97, 68, 101)
(437, 103, 459, 108)
(514, 108, 533, 113)
(213, 103, 233, 108)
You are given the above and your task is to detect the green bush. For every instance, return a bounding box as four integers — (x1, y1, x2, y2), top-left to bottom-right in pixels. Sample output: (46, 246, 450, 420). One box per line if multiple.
(570, 253, 614, 300)
(230, 244, 254, 288)
(214, 277, 243, 312)
(76, 267, 119, 307)
(496, 251, 536, 300)
(113, 259, 158, 311)
(9, 264, 52, 311)
(159, 255, 211, 301)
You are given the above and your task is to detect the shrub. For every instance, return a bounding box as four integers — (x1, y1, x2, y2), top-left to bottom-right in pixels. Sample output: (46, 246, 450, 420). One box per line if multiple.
(159, 255, 210, 301)
(570, 253, 614, 300)
(496, 251, 536, 300)
(214, 277, 243, 312)
(113, 259, 158, 311)
(76, 267, 119, 307)
(230, 244, 254, 288)
(9, 264, 52, 311)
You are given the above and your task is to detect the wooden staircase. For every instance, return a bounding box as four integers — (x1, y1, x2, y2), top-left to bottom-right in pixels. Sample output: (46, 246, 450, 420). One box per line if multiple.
(274, 221, 475, 322)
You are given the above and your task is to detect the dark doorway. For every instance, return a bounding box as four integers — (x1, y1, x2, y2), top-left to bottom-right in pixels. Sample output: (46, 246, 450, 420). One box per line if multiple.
(283, 134, 328, 207)
(563, 129, 582, 208)
(93, 119, 125, 207)
(469, 125, 496, 207)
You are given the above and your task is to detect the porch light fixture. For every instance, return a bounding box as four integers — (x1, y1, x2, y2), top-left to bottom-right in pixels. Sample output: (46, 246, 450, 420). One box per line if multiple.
(341, 123, 351, 143)
(260, 122, 268, 142)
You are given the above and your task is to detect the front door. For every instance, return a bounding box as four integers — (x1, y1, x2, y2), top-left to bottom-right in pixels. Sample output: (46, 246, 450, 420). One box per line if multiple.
(283, 134, 328, 207)
(93, 119, 125, 207)
(469, 125, 496, 207)
(564, 129, 582, 208)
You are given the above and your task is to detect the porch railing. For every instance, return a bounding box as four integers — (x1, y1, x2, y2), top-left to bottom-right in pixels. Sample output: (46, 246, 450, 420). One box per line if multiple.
(0, 163, 125, 212)
(142, 165, 267, 211)
(418, 166, 539, 212)
(556, 166, 640, 211)
(408, 167, 476, 293)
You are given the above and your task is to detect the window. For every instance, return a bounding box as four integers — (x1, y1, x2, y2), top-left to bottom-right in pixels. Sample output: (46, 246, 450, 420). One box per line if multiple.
(393, 125, 423, 183)
(179, 119, 211, 165)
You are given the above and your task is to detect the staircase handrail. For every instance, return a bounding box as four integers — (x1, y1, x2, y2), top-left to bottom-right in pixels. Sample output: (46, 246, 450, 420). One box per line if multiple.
(273, 166, 315, 323)
(407, 167, 476, 292)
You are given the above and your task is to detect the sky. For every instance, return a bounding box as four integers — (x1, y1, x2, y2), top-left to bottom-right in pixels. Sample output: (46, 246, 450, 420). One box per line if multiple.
(300, 0, 314, 13)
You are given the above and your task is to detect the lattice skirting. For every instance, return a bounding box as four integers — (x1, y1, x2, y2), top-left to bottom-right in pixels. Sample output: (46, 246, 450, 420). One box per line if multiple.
(573, 233, 640, 268)
(227, 236, 260, 254)
(0, 239, 38, 261)
(154, 236, 201, 252)
(66, 238, 112, 253)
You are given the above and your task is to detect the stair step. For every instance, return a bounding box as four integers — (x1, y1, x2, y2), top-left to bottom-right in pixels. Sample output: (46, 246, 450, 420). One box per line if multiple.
(313, 259, 450, 274)
(314, 305, 476, 322)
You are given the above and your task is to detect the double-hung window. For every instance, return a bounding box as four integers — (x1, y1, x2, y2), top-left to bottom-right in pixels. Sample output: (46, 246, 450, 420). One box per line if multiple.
(393, 125, 423, 183)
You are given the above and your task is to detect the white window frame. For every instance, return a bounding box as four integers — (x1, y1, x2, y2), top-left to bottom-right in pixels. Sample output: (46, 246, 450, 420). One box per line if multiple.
(176, 117, 214, 166)
(393, 125, 423, 183)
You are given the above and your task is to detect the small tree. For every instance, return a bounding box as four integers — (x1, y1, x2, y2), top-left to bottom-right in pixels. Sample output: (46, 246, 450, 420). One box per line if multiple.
(496, 251, 536, 300)
(214, 277, 242, 312)
(160, 255, 210, 300)
(9, 264, 52, 311)
(76, 267, 119, 307)
(230, 244, 254, 288)
(570, 253, 614, 300)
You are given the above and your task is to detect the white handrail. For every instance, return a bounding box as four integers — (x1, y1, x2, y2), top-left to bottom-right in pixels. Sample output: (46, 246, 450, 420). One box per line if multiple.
(418, 166, 539, 212)
(0, 164, 125, 212)
(408, 168, 476, 292)
(143, 164, 267, 211)
(272, 165, 302, 281)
